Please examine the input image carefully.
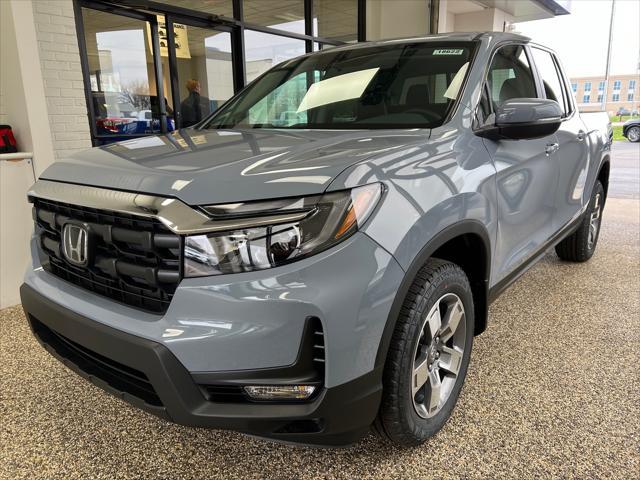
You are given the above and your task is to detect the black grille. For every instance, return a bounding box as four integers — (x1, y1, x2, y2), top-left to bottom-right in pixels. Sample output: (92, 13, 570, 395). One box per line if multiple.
(32, 197, 182, 313)
(201, 385, 248, 403)
(30, 316, 162, 407)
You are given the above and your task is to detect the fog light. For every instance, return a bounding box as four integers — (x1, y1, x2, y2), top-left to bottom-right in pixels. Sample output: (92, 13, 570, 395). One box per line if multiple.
(243, 385, 316, 401)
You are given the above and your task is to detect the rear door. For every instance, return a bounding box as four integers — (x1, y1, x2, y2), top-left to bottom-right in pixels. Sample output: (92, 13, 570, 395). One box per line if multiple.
(480, 44, 560, 283)
(530, 46, 590, 230)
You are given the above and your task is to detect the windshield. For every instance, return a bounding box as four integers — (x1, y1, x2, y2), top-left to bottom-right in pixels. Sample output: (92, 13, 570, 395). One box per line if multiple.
(202, 42, 476, 130)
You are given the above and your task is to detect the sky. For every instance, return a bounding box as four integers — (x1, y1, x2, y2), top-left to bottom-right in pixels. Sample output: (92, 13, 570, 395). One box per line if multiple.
(515, 0, 640, 78)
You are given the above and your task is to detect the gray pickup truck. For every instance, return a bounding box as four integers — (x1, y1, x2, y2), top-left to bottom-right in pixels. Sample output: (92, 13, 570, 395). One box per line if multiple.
(21, 32, 610, 447)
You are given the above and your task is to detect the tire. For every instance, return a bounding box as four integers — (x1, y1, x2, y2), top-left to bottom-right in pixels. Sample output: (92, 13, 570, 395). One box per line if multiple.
(555, 180, 605, 262)
(374, 259, 474, 447)
(626, 126, 640, 142)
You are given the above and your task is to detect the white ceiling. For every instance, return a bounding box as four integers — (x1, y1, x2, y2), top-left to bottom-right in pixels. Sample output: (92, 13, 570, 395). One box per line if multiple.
(474, 0, 554, 20)
(446, 0, 485, 15)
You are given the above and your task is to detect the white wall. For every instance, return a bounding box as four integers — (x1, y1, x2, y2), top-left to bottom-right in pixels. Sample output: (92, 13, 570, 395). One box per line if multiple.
(438, 3, 515, 33)
(0, 0, 50, 308)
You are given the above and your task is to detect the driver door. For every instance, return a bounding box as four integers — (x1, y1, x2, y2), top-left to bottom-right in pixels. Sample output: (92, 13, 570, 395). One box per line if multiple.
(481, 44, 560, 284)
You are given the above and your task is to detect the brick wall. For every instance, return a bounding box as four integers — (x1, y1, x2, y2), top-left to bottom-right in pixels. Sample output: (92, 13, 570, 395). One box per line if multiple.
(33, 0, 92, 159)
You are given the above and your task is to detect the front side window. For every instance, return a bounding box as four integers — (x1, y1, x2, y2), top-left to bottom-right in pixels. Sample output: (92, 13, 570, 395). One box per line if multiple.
(531, 48, 569, 115)
(204, 42, 475, 129)
(486, 44, 537, 109)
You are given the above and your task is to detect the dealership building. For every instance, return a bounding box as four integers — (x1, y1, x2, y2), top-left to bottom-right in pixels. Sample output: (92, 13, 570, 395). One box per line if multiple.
(571, 73, 640, 115)
(1, 0, 571, 307)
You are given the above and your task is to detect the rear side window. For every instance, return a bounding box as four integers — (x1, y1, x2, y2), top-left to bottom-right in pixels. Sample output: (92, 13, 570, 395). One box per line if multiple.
(531, 47, 570, 116)
(487, 44, 537, 109)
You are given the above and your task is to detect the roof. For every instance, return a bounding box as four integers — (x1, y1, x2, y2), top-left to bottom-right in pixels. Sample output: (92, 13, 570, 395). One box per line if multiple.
(320, 32, 531, 53)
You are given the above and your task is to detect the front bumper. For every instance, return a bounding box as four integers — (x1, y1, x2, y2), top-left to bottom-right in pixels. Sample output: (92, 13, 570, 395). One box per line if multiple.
(25, 232, 404, 388)
(21, 283, 383, 446)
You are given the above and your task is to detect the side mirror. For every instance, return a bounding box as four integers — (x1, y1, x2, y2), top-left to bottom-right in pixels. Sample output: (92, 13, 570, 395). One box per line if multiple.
(476, 98, 563, 140)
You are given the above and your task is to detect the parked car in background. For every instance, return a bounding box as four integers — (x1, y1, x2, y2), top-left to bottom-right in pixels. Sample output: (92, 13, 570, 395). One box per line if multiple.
(616, 107, 631, 117)
(96, 112, 175, 137)
(92, 93, 175, 141)
(622, 118, 640, 142)
(21, 32, 611, 447)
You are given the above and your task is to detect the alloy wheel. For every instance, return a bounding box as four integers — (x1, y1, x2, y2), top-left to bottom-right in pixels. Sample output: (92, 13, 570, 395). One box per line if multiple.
(411, 293, 466, 418)
(588, 192, 602, 250)
(628, 127, 640, 142)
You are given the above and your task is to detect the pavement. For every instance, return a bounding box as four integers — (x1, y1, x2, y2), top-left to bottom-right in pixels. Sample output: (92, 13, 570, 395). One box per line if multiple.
(1, 146, 638, 479)
(608, 141, 640, 199)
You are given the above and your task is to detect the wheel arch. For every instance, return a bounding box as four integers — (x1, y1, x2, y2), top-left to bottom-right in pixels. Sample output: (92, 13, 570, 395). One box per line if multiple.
(597, 156, 610, 199)
(374, 220, 491, 369)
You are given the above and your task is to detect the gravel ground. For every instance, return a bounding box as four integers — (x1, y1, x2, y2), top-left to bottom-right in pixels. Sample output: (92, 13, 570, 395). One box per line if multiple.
(1, 197, 638, 480)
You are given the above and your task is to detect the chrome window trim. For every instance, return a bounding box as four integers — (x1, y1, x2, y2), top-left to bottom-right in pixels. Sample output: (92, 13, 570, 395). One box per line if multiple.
(28, 180, 310, 235)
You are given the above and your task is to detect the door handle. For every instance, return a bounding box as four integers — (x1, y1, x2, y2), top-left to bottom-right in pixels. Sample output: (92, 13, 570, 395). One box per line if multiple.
(545, 143, 559, 156)
(576, 131, 586, 142)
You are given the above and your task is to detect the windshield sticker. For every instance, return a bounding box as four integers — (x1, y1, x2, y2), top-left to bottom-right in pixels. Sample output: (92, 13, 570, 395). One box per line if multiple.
(433, 49, 465, 56)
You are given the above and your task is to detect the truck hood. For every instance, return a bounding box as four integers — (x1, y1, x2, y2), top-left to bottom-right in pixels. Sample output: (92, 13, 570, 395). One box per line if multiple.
(41, 128, 429, 205)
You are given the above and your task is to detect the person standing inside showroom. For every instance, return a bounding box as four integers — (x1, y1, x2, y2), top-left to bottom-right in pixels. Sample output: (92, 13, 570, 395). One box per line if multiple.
(180, 79, 211, 127)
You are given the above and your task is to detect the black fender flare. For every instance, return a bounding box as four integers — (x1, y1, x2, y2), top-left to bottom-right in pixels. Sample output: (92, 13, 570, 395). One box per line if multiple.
(374, 220, 492, 369)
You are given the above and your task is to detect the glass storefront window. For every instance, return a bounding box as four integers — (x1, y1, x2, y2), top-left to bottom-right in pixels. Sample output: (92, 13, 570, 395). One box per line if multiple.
(169, 26, 233, 128)
(244, 30, 306, 82)
(243, 0, 305, 34)
(77, 1, 351, 145)
(82, 8, 166, 139)
(313, 0, 357, 42)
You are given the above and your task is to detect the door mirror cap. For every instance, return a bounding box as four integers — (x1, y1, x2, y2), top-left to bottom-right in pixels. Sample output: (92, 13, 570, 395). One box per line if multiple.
(476, 98, 563, 140)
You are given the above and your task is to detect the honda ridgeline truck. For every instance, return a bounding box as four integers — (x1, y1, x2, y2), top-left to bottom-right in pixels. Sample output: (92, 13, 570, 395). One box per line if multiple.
(21, 33, 611, 446)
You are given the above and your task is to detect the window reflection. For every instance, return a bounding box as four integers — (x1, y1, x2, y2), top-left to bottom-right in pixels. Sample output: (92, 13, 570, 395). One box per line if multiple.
(82, 8, 170, 139)
(169, 26, 233, 128)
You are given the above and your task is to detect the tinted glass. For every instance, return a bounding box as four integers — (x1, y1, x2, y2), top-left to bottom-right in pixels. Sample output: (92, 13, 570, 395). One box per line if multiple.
(244, 0, 305, 34)
(204, 42, 474, 129)
(487, 45, 537, 109)
(531, 48, 568, 115)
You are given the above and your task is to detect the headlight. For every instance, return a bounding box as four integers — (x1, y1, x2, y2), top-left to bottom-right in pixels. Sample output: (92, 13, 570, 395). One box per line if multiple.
(184, 183, 383, 277)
